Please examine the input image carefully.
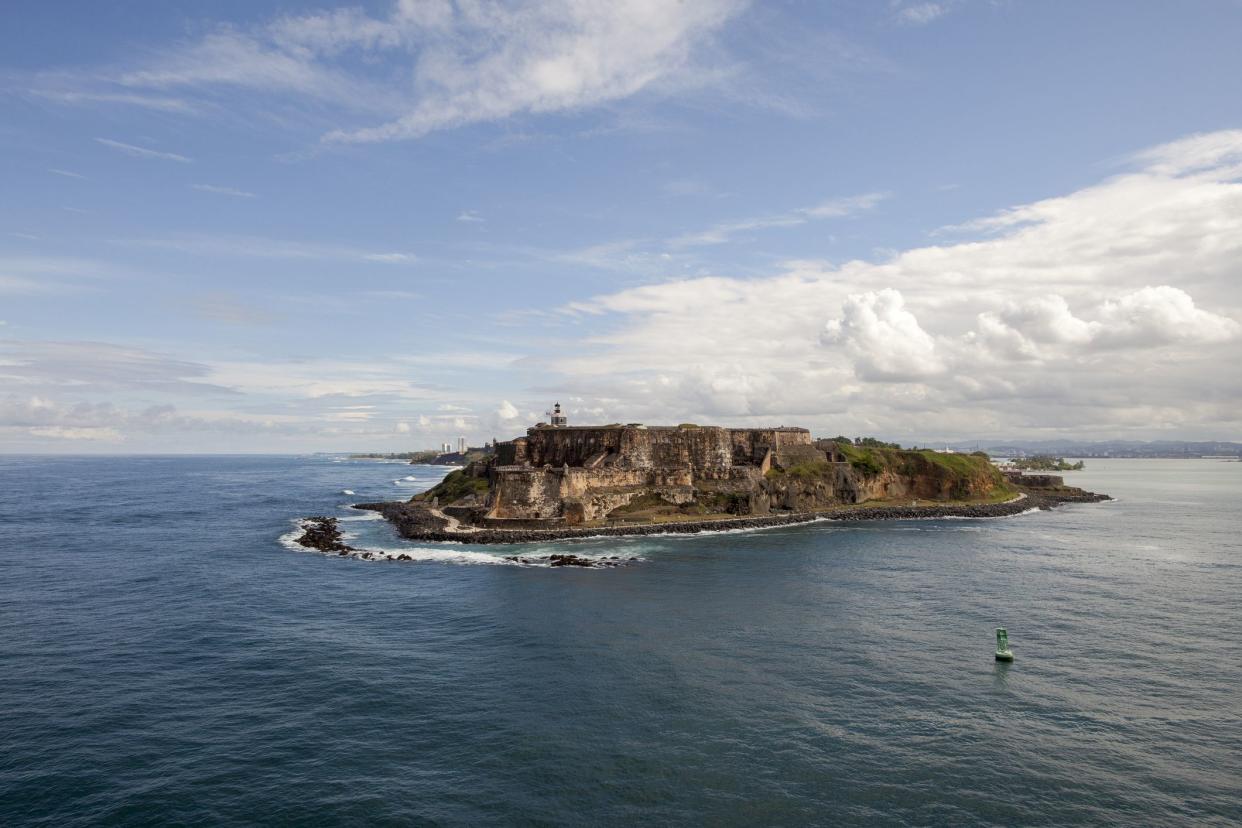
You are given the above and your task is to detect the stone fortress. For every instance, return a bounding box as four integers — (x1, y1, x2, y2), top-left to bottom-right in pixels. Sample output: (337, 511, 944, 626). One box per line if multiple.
(446, 403, 867, 529)
(340, 402, 1110, 548)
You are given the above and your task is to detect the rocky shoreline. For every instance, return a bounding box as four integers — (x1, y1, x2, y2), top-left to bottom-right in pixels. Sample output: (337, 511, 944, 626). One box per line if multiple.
(352, 488, 1111, 546)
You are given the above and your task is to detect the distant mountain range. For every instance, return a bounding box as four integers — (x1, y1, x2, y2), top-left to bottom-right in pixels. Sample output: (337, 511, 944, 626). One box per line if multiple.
(945, 440, 1242, 458)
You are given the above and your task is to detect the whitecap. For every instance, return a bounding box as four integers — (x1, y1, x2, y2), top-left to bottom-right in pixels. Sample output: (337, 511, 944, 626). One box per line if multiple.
(342, 489, 355, 495)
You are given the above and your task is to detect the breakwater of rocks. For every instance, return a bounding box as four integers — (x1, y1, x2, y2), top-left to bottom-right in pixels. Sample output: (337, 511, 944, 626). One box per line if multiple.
(353, 487, 1110, 546)
(294, 516, 356, 554)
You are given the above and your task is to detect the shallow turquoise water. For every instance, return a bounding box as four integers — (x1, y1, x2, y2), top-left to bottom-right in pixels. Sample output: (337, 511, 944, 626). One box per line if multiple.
(1, 456, 1239, 825)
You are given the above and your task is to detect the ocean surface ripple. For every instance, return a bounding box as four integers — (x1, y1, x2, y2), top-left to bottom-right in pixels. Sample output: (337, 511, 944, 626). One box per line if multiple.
(1, 456, 1239, 826)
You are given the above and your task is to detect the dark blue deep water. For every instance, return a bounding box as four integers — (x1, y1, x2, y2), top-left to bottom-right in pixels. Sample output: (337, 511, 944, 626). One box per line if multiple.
(2, 456, 1240, 826)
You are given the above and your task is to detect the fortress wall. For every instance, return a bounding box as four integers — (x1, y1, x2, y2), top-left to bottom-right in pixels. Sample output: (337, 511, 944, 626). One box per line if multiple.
(507, 425, 813, 472)
(627, 427, 734, 470)
(727, 427, 813, 464)
(523, 428, 625, 467)
(489, 467, 565, 519)
(494, 438, 524, 466)
(486, 425, 816, 523)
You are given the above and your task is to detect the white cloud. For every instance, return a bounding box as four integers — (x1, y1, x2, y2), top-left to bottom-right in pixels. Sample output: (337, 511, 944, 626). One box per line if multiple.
(192, 184, 256, 198)
(111, 234, 413, 264)
(1096, 285, 1240, 347)
(29, 426, 123, 441)
(44, 0, 746, 145)
(533, 129, 1242, 438)
(0, 340, 223, 393)
(456, 210, 485, 223)
(95, 137, 192, 163)
(669, 192, 887, 247)
(48, 168, 86, 179)
(321, 1, 747, 144)
(968, 288, 1239, 359)
(892, 3, 949, 26)
(497, 400, 520, 420)
(823, 289, 943, 381)
(33, 89, 197, 113)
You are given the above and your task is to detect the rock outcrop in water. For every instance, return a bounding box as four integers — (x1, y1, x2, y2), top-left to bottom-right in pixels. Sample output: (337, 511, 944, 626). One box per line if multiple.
(295, 516, 355, 554)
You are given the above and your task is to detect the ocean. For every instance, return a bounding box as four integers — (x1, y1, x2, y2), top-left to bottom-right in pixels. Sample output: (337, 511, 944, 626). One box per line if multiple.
(1, 455, 1239, 825)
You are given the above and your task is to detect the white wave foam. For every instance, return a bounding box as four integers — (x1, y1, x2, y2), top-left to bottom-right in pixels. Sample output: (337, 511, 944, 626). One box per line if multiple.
(342, 489, 355, 495)
(278, 519, 310, 552)
(277, 517, 639, 567)
(361, 546, 519, 565)
(550, 517, 833, 544)
(339, 511, 383, 522)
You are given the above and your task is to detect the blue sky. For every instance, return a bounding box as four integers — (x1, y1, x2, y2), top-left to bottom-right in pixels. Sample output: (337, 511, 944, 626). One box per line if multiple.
(3, 0, 1241, 451)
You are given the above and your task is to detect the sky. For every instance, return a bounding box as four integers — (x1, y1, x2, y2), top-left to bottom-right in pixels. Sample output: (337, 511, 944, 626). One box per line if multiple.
(2, 0, 1241, 453)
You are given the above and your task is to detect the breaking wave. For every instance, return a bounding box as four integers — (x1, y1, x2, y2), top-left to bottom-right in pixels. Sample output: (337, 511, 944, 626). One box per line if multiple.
(278, 519, 640, 568)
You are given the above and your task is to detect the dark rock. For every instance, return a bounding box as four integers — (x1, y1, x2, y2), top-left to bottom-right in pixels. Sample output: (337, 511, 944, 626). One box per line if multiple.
(295, 516, 356, 553)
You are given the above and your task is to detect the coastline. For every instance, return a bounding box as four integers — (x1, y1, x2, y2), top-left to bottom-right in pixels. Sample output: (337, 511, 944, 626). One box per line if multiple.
(349, 489, 1111, 546)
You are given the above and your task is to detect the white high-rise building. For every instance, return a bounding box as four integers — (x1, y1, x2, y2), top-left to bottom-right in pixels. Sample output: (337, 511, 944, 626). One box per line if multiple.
(458, 436, 466, 453)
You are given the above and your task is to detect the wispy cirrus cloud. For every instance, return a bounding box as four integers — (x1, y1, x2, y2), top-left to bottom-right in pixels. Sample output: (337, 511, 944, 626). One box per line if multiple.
(668, 192, 888, 247)
(30, 88, 197, 113)
(27, 1, 750, 146)
(109, 234, 414, 264)
(0, 256, 109, 295)
(191, 183, 256, 198)
(95, 137, 191, 163)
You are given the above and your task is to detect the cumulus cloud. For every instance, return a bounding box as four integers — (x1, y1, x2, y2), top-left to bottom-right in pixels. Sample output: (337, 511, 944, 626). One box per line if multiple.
(497, 400, 521, 420)
(968, 287, 1239, 360)
(1095, 286, 1240, 347)
(822, 289, 943, 381)
(536, 129, 1242, 438)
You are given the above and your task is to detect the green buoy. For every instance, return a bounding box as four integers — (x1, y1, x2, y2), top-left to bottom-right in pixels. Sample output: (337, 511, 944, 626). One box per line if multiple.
(995, 627, 1014, 662)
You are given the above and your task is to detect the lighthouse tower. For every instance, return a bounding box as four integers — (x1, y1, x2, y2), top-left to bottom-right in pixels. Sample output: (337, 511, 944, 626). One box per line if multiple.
(549, 402, 568, 427)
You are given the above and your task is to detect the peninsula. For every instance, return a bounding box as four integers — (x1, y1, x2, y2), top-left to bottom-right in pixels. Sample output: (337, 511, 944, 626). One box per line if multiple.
(341, 407, 1108, 547)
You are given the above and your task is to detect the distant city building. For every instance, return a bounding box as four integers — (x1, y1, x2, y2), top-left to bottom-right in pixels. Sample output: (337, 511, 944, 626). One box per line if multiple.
(549, 402, 568, 428)
(458, 436, 466, 453)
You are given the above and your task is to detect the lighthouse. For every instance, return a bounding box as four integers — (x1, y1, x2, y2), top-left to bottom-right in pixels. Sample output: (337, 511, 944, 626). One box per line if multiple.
(549, 402, 568, 428)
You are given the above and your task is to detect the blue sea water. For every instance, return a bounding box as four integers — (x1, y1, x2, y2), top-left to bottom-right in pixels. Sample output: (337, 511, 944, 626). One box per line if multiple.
(1, 455, 1239, 826)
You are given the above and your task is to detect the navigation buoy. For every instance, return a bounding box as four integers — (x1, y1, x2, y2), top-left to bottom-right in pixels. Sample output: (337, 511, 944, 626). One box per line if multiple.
(995, 627, 1014, 662)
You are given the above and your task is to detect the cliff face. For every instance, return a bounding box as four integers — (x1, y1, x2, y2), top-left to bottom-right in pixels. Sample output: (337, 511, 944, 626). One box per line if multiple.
(844, 448, 1006, 501)
(417, 425, 1013, 528)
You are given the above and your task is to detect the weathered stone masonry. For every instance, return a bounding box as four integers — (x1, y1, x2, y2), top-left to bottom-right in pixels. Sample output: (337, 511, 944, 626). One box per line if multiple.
(484, 424, 832, 527)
